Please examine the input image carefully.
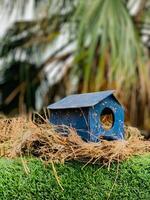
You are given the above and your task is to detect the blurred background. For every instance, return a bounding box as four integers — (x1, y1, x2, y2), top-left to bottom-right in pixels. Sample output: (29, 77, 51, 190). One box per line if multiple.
(0, 0, 150, 134)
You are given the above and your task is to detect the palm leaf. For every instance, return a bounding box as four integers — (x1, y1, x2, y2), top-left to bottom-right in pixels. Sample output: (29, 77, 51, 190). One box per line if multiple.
(73, 0, 149, 94)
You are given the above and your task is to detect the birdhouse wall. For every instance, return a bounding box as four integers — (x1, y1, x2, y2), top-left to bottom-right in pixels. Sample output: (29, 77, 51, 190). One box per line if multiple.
(89, 95, 124, 142)
(50, 108, 90, 139)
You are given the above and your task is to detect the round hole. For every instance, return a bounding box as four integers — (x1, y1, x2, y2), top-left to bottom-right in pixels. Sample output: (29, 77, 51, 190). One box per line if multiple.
(100, 108, 114, 130)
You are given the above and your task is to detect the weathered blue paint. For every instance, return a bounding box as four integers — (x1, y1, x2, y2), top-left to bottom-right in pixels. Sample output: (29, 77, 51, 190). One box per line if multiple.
(50, 108, 90, 140)
(48, 91, 124, 142)
(89, 95, 124, 142)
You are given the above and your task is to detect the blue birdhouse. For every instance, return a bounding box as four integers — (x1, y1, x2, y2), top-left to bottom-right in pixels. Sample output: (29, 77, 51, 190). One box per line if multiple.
(47, 90, 124, 142)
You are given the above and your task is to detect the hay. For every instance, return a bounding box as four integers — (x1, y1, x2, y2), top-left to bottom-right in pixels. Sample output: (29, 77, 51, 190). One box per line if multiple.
(0, 116, 150, 166)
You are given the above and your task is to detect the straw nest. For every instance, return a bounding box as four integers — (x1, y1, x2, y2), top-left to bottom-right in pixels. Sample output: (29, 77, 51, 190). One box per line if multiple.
(0, 116, 150, 166)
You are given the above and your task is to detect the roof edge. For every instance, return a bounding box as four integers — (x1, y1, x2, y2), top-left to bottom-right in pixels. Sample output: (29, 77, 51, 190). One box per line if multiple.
(47, 90, 116, 110)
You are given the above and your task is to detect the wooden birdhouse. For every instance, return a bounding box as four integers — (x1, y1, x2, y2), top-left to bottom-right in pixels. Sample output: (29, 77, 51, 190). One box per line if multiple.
(47, 90, 124, 142)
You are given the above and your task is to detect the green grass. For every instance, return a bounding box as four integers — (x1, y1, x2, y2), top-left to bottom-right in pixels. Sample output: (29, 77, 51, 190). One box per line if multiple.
(0, 155, 150, 200)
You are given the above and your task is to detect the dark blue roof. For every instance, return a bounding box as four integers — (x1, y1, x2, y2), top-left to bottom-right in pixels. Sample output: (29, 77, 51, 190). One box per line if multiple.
(48, 90, 117, 109)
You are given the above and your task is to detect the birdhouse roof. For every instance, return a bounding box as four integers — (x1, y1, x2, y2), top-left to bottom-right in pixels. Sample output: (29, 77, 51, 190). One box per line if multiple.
(48, 90, 119, 109)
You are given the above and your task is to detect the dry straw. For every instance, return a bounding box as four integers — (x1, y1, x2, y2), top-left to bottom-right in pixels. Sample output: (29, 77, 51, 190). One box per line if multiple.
(0, 116, 150, 166)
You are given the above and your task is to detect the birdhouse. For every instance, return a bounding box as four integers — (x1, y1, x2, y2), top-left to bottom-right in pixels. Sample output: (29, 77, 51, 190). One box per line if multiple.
(47, 90, 124, 142)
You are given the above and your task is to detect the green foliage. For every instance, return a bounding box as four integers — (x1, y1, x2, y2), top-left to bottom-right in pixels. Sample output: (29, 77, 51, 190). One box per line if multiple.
(0, 61, 39, 113)
(0, 0, 75, 113)
(74, 0, 147, 91)
(0, 155, 150, 200)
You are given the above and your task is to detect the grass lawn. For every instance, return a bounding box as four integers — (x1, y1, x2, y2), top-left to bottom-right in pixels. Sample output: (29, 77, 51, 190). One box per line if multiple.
(0, 155, 150, 200)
